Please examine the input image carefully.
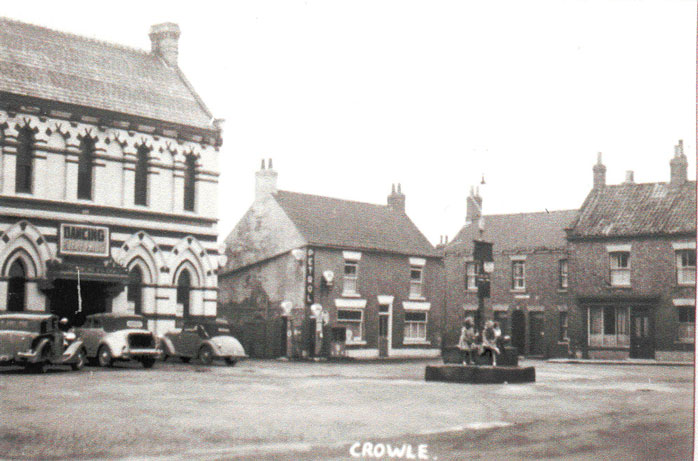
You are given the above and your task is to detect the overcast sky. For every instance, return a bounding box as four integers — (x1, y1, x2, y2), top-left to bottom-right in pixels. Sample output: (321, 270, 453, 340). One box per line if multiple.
(4, 1, 696, 245)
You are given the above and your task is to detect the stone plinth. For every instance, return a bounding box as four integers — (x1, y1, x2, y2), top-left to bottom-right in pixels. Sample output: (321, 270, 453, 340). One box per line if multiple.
(425, 365, 535, 384)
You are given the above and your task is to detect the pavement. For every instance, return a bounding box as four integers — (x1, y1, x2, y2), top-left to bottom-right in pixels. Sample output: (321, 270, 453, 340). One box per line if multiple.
(546, 358, 694, 366)
(0, 358, 693, 460)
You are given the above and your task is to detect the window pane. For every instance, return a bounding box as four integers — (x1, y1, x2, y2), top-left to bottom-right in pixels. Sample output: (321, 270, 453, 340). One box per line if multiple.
(337, 309, 362, 321)
(344, 263, 357, 275)
(590, 307, 603, 335)
(404, 311, 426, 322)
(603, 307, 616, 334)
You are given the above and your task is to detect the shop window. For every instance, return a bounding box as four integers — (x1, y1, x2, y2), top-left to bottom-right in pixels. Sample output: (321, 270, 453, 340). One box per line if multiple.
(7, 259, 26, 312)
(559, 259, 568, 290)
(176, 270, 191, 318)
(134, 145, 149, 206)
(337, 309, 363, 343)
(77, 136, 95, 200)
(588, 306, 629, 347)
(559, 311, 569, 342)
(512, 260, 525, 290)
(183, 154, 196, 212)
(677, 307, 695, 343)
(465, 262, 478, 291)
(127, 266, 143, 315)
(409, 266, 423, 299)
(609, 252, 630, 287)
(676, 250, 696, 286)
(404, 311, 427, 342)
(15, 126, 34, 193)
(343, 261, 358, 296)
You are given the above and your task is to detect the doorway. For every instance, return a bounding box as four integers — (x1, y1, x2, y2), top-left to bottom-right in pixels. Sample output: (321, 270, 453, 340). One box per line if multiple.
(630, 308, 654, 359)
(511, 309, 525, 354)
(47, 279, 112, 327)
(528, 312, 545, 356)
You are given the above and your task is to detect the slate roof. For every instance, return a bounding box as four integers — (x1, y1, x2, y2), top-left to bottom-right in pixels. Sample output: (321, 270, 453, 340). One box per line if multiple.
(273, 190, 439, 257)
(0, 17, 213, 130)
(447, 209, 579, 254)
(567, 181, 696, 238)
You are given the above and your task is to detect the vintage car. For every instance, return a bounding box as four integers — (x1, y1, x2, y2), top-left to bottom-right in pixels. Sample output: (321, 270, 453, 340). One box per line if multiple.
(160, 319, 247, 365)
(0, 312, 86, 372)
(73, 313, 161, 368)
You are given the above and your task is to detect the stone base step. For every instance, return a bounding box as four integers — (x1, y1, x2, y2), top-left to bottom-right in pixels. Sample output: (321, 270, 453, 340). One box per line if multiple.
(425, 365, 536, 384)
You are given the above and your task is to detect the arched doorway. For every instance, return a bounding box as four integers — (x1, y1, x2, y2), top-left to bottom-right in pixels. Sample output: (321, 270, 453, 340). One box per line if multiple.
(8, 259, 27, 312)
(511, 309, 526, 354)
(176, 269, 192, 319)
(128, 266, 143, 315)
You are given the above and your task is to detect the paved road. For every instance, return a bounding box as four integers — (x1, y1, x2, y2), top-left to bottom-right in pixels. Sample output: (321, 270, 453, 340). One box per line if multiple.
(0, 359, 693, 460)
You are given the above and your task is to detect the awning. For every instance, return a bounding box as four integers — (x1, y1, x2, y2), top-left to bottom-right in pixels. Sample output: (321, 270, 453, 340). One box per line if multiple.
(45, 257, 129, 284)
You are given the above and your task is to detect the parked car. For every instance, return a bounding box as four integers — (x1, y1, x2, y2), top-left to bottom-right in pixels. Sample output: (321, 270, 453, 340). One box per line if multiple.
(0, 312, 86, 372)
(160, 319, 247, 365)
(73, 313, 161, 368)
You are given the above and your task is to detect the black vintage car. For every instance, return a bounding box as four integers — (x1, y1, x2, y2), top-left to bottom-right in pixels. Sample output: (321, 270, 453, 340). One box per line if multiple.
(0, 313, 86, 372)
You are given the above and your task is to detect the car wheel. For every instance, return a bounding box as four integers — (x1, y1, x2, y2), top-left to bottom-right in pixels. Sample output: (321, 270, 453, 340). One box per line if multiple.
(97, 345, 113, 367)
(71, 348, 86, 371)
(198, 346, 213, 365)
(180, 357, 191, 364)
(140, 357, 156, 369)
(224, 358, 237, 366)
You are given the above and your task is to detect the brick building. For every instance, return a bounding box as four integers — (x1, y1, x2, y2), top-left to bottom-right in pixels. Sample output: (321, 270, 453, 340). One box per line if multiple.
(0, 18, 223, 333)
(566, 145, 696, 361)
(219, 161, 443, 359)
(443, 188, 577, 358)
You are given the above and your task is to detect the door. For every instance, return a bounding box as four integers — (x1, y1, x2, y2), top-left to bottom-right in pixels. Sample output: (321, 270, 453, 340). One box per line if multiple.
(378, 315, 389, 357)
(630, 308, 654, 358)
(528, 312, 545, 356)
(511, 310, 525, 355)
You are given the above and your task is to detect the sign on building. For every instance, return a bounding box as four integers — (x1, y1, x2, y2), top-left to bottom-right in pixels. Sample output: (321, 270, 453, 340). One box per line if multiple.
(59, 224, 110, 257)
(305, 248, 315, 305)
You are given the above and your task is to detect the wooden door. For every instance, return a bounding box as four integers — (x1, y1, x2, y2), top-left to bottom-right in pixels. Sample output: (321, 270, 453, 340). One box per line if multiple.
(630, 308, 654, 359)
(528, 312, 545, 356)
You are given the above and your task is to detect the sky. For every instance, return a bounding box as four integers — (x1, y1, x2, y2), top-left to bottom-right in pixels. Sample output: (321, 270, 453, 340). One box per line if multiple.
(3, 1, 696, 245)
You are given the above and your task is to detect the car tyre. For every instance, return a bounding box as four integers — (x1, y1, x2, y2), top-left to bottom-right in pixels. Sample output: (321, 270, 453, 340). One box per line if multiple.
(140, 357, 156, 369)
(97, 345, 113, 367)
(198, 346, 213, 365)
(224, 358, 237, 366)
(71, 348, 86, 371)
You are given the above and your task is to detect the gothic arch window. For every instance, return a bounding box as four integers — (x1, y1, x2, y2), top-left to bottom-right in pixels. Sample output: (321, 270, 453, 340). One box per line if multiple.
(15, 126, 34, 193)
(183, 154, 196, 212)
(127, 266, 144, 315)
(78, 136, 95, 200)
(176, 269, 191, 319)
(7, 259, 26, 312)
(134, 145, 149, 206)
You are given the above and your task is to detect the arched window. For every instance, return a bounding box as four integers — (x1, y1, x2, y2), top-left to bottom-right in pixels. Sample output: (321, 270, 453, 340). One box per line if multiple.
(134, 145, 149, 206)
(127, 266, 143, 315)
(176, 270, 191, 319)
(15, 126, 34, 193)
(78, 136, 95, 200)
(8, 259, 26, 312)
(183, 154, 196, 212)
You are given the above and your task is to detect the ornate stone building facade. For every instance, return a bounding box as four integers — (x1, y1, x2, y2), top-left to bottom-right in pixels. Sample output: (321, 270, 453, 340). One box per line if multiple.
(0, 18, 223, 333)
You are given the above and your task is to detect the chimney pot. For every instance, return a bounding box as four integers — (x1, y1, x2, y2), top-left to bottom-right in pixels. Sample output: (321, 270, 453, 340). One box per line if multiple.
(387, 182, 406, 213)
(593, 152, 606, 189)
(255, 159, 278, 199)
(625, 170, 634, 183)
(268, 158, 273, 169)
(466, 185, 483, 225)
(149, 23, 181, 67)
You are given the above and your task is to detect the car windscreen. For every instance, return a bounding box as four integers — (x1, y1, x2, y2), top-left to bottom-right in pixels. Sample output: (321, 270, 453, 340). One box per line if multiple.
(102, 317, 146, 332)
(0, 318, 41, 332)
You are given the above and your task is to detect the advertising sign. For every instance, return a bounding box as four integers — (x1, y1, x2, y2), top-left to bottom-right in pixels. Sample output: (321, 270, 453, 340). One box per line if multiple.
(305, 247, 315, 305)
(59, 224, 110, 257)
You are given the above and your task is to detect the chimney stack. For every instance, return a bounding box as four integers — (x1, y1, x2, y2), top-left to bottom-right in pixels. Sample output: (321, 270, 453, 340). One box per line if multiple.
(255, 158, 278, 199)
(466, 186, 482, 225)
(624, 170, 634, 184)
(670, 139, 688, 187)
(593, 152, 606, 190)
(387, 183, 406, 213)
(149, 23, 181, 67)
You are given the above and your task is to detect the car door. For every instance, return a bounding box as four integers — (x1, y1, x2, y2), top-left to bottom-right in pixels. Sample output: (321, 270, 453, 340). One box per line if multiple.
(178, 324, 200, 357)
(78, 318, 101, 357)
